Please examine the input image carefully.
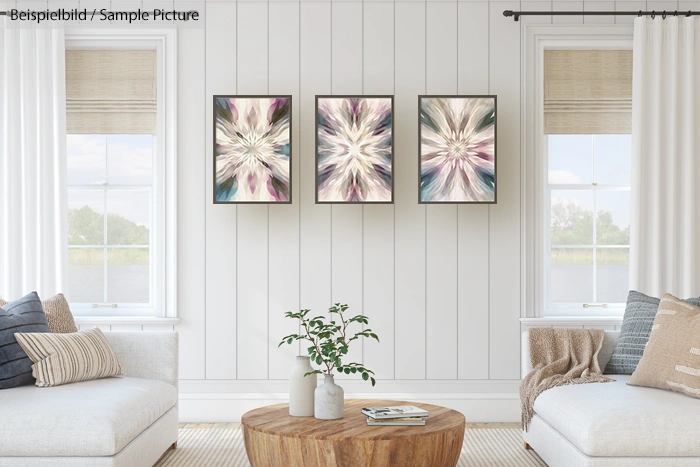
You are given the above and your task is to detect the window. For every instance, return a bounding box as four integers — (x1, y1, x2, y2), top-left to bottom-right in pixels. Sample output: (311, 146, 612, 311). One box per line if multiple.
(65, 30, 177, 318)
(67, 134, 154, 309)
(546, 134, 631, 313)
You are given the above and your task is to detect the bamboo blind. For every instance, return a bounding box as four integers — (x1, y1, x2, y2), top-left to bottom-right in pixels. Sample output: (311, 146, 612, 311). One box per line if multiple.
(66, 50, 156, 134)
(544, 50, 632, 134)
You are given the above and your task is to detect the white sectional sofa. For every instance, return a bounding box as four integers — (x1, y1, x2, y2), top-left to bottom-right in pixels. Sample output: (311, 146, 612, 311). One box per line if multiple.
(522, 331, 700, 467)
(0, 332, 179, 467)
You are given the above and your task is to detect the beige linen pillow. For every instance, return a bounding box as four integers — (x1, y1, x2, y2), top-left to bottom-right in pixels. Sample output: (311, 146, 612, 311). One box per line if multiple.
(629, 293, 700, 398)
(14, 327, 123, 387)
(0, 294, 77, 333)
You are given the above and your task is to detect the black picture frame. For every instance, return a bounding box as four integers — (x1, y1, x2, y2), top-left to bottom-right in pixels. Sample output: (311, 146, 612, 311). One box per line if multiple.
(418, 95, 497, 204)
(315, 95, 395, 204)
(213, 95, 293, 204)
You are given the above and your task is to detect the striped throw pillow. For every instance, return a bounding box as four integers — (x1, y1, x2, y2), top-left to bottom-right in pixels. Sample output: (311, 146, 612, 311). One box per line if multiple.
(15, 327, 123, 387)
(1, 294, 77, 333)
(629, 294, 700, 399)
(0, 292, 51, 389)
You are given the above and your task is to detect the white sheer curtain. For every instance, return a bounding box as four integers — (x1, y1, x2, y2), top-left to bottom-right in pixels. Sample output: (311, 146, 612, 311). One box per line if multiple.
(630, 17, 700, 297)
(0, 25, 68, 300)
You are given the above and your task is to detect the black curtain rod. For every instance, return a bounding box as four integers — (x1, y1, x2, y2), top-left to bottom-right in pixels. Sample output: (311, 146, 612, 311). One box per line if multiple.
(504, 9, 700, 21)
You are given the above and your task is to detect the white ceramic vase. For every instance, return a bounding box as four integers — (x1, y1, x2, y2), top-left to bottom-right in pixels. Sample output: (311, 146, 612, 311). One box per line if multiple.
(289, 356, 316, 417)
(314, 374, 344, 420)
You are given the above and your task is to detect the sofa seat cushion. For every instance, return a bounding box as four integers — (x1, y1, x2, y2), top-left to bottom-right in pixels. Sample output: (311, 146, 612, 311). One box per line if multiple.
(534, 374, 700, 457)
(0, 377, 177, 457)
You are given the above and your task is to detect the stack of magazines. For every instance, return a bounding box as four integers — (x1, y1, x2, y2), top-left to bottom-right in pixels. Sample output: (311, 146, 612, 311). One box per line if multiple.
(361, 405, 428, 426)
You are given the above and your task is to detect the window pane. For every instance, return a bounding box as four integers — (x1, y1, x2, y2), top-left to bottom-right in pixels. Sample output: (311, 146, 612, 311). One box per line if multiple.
(551, 248, 593, 303)
(596, 248, 630, 303)
(67, 135, 106, 185)
(596, 191, 630, 245)
(68, 248, 104, 303)
(106, 248, 149, 304)
(551, 190, 594, 245)
(68, 190, 104, 245)
(108, 135, 153, 185)
(594, 135, 631, 186)
(548, 135, 592, 184)
(106, 191, 150, 245)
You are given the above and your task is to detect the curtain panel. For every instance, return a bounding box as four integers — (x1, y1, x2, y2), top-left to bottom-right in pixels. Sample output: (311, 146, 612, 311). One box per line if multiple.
(0, 25, 68, 300)
(630, 17, 700, 297)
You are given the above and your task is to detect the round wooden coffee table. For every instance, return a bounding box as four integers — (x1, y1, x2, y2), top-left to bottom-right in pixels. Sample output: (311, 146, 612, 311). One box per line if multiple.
(241, 399, 465, 467)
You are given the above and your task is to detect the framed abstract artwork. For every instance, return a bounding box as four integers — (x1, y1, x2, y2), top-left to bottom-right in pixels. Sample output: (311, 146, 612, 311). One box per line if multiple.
(213, 95, 292, 203)
(316, 95, 394, 204)
(419, 95, 497, 204)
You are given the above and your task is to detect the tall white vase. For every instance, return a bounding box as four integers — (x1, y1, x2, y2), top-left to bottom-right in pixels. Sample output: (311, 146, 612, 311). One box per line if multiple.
(314, 374, 344, 420)
(289, 356, 316, 417)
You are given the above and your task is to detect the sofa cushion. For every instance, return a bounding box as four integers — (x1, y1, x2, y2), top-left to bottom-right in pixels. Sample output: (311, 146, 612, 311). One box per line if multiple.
(0, 292, 51, 389)
(533, 374, 700, 457)
(605, 291, 700, 375)
(0, 377, 177, 456)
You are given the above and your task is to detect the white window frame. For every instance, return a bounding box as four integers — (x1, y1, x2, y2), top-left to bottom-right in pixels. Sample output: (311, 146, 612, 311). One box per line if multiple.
(65, 29, 177, 319)
(521, 25, 633, 319)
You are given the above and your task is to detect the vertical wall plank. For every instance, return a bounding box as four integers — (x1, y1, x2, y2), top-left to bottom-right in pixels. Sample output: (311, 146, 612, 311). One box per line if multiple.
(425, 1, 458, 380)
(394, 2, 427, 380)
(300, 2, 332, 353)
(362, 1, 396, 380)
(236, 1, 270, 380)
(552, 1, 583, 23)
(584, 1, 615, 24)
(331, 2, 364, 377)
(268, 1, 301, 379)
(176, 9, 207, 380)
(489, 1, 521, 380)
(205, 2, 237, 380)
(457, 1, 490, 380)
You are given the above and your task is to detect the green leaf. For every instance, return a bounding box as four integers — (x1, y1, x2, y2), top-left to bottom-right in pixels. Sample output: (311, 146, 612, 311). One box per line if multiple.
(362, 372, 369, 381)
(287, 337, 293, 345)
(351, 368, 357, 374)
(370, 377, 376, 386)
(316, 355, 323, 365)
(335, 358, 342, 367)
(344, 367, 351, 374)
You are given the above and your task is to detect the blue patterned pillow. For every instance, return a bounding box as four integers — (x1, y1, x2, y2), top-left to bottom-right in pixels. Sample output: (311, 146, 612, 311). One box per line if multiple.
(605, 291, 700, 374)
(0, 292, 50, 389)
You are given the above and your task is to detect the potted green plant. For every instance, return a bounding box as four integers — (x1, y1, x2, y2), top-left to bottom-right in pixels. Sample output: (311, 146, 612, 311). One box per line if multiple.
(279, 303, 379, 420)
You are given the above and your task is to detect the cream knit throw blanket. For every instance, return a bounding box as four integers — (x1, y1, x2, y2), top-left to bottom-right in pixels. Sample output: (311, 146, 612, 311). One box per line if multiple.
(520, 328, 615, 431)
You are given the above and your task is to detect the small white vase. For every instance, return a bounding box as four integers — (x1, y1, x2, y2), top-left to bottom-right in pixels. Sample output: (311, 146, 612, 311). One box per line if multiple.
(314, 374, 344, 420)
(289, 356, 316, 417)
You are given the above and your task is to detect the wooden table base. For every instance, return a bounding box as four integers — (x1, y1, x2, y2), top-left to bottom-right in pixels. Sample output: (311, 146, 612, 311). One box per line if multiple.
(242, 400, 465, 467)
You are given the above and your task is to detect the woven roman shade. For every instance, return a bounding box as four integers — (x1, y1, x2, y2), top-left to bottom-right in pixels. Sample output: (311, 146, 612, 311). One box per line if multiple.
(544, 50, 632, 134)
(66, 50, 156, 134)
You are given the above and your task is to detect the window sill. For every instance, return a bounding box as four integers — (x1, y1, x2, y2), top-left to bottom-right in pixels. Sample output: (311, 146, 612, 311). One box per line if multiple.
(74, 316, 181, 326)
(520, 316, 623, 327)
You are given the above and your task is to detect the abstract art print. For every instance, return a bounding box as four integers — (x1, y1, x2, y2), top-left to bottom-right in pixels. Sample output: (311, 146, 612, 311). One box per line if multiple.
(214, 96, 292, 203)
(316, 96, 393, 203)
(419, 96, 496, 203)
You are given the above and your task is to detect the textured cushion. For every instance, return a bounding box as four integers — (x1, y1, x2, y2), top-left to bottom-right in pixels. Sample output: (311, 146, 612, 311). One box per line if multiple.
(0, 292, 50, 389)
(15, 327, 123, 387)
(605, 291, 700, 374)
(0, 376, 177, 456)
(534, 374, 700, 457)
(40, 293, 78, 333)
(628, 294, 700, 398)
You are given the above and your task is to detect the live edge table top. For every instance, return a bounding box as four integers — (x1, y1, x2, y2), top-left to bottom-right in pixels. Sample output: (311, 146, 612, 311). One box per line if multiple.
(241, 399, 465, 440)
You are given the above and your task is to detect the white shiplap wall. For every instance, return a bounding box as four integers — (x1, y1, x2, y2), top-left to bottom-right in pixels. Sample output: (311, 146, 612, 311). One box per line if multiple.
(84, 0, 694, 422)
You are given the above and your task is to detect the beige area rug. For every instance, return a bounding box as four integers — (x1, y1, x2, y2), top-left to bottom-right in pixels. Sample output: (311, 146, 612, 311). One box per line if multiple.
(155, 424, 546, 467)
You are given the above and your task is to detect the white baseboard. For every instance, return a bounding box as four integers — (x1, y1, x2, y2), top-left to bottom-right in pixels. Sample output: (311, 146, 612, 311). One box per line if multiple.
(179, 392, 521, 423)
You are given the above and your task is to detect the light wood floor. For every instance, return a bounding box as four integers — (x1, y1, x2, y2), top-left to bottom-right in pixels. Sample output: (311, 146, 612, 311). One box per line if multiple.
(180, 422, 520, 429)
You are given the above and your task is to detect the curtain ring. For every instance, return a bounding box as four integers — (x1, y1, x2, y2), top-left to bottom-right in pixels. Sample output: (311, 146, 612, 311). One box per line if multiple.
(687, 10, 692, 17)
(662, 11, 667, 19)
(638, 10, 643, 17)
(651, 10, 656, 19)
(674, 10, 678, 17)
